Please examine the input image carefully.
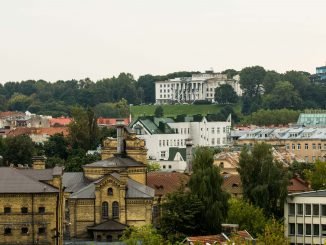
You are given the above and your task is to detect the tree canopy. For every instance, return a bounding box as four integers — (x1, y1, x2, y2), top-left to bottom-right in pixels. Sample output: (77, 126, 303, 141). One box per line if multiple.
(238, 143, 289, 217)
(188, 147, 229, 234)
(214, 84, 238, 104)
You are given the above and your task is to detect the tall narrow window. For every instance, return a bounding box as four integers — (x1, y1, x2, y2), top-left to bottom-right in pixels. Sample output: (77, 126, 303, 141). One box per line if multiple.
(107, 188, 113, 196)
(102, 202, 108, 219)
(112, 201, 119, 219)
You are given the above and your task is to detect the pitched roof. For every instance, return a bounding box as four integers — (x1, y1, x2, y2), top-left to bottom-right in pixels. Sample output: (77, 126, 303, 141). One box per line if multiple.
(70, 173, 154, 199)
(49, 117, 72, 126)
(147, 172, 190, 196)
(168, 147, 186, 161)
(97, 117, 130, 126)
(6, 127, 68, 137)
(0, 167, 58, 193)
(288, 176, 311, 193)
(88, 220, 127, 231)
(63, 172, 90, 193)
(18, 168, 60, 181)
(222, 175, 242, 195)
(83, 155, 145, 168)
(184, 234, 228, 244)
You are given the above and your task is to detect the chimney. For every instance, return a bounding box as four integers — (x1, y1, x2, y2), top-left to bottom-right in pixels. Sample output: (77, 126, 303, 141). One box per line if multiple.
(32, 156, 46, 170)
(185, 138, 193, 173)
(116, 119, 125, 155)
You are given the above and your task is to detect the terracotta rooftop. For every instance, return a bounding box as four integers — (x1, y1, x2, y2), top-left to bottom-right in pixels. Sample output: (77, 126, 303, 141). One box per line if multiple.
(222, 175, 242, 195)
(97, 117, 130, 126)
(184, 234, 228, 244)
(6, 127, 68, 137)
(288, 176, 311, 193)
(147, 172, 190, 196)
(49, 117, 72, 127)
(0, 111, 24, 118)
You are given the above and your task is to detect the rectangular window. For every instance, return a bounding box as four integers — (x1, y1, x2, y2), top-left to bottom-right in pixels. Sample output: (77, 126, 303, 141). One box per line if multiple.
(21, 207, 28, 214)
(289, 203, 295, 215)
(297, 144, 301, 150)
(305, 204, 311, 215)
(4, 228, 11, 235)
(312, 156, 316, 162)
(305, 156, 309, 162)
(211, 138, 215, 145)
(305, 143, 309, 149)
(318, 143, 322, 149)
(223, 127, 226, 133)
(4, 207, 11, 214)
(38, 207, 45, 214)
(162, 140, 165, 146)
(211, 128, 215, 134)
(292, 144, 295, 150)
(21, 227, 28, 234)
(322, 224, 326, 236)
(38, 227, 46, 234)
(306, 224, 312, 235)
(297, 204, 303, 215)
(160, 151, 166, 158)
(313, 224, 320, 236)
(322, 205, 326, 216)
(297, 224, 303, 235)
(313, 204, 319, 216)
(289, 223, 295, 235)
(286, 144, 289, 150)
(217, 128, 220, 134)
(312, 143, 316, 149)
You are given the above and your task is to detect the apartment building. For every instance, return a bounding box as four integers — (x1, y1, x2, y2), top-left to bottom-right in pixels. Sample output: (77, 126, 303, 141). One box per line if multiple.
(235, 127, 326, 163)
(155, 72, 242, 104)
(284, 190, 326, 245)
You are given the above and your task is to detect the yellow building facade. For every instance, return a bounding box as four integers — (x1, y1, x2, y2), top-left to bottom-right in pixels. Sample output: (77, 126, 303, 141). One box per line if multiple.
(63, 126, 154, 242)
(0, 157, 64, 245)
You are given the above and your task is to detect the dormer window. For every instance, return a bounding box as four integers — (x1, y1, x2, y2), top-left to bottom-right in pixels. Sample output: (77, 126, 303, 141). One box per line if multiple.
(107, 188, 113, 196)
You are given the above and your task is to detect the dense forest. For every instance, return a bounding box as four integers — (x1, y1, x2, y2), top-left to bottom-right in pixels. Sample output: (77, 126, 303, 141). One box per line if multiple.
(0, 67, 325, 118)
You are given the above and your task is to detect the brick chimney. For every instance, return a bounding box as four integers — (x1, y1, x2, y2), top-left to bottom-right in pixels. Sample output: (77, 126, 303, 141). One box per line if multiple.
(32, 156, 46, 170)
(116, 119, 125, 155)
(185, 138, 193, 173)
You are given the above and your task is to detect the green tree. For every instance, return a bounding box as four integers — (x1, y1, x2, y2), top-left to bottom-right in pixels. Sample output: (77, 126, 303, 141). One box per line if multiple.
(214, 84, 238, 104)
(221, 69, 238, 79)
(262, 70, 282, 94)
(68, 107, 99, 151)
(3, 135, 35, 165)
(188, 147, 229, 234)
(147, 162, 161, 172)
(288, 161, 314, 180)
(257, 218, 289, 245)
(154, 106, 164, 117)
(226, 198, 267, 237)
(305, 161, 326, 190)
(240, 66, 266, 98)
(7, 92, 33, 111)
(262, 81, 302, 109)
(238, 143, 289, 217)
(160, 189, 204, 242)
(121, 225, 167, 245)
(43, 133, 69, 160)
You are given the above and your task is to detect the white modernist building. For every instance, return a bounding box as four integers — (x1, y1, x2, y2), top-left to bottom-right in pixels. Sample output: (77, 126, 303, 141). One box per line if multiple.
(284, 190, 326, 245)
(155, 72, 242, 104)
(129, 115, 232, 163)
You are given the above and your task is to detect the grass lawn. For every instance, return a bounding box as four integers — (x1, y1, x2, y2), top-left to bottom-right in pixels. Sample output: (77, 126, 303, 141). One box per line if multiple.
(130, 103, 241, 119)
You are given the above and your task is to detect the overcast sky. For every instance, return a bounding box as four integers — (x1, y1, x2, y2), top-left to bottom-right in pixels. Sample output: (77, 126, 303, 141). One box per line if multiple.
(0, 0, 325, 83)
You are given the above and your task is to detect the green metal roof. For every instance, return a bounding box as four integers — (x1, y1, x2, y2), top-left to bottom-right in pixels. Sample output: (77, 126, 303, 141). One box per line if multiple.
(168, 147, 187, 161)
(297, 113, 326, 126)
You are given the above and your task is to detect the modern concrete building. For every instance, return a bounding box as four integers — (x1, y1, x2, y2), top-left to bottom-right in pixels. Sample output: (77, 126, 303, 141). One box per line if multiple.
(155, 72, 242, 104)
(284, 190, 326, 245)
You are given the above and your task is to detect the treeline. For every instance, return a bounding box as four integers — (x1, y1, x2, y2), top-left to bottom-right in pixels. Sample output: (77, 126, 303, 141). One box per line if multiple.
(0, 67, 325, 121)
(0, 72, 194, 117)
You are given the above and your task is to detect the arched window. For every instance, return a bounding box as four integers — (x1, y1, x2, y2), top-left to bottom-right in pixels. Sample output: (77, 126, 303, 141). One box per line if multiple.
(102, 202, 108, 219)
(112, 201, 119, 219)
(107, 188, 113, 196)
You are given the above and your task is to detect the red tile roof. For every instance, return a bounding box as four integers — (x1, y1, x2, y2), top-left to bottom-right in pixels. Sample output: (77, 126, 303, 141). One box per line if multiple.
(0, 111, 24, 118)
(184, 234, 228, 244)
(49, 117, 72, 127)
(222, 175, 243, 196)
(147, 172, 190, 196)
(6, 127, 68, 137)
(97, 117, 130, 126)
(288, 176, 311, 193)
